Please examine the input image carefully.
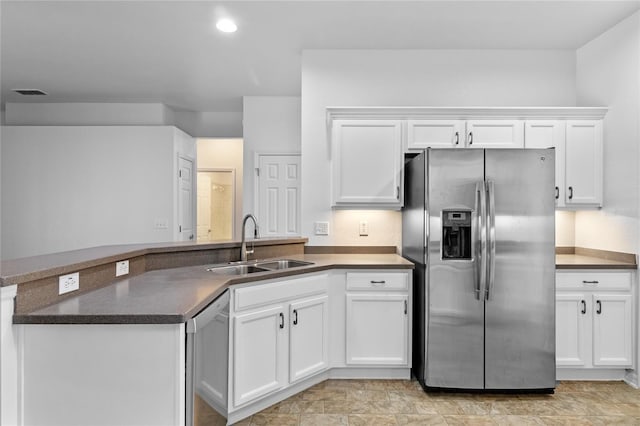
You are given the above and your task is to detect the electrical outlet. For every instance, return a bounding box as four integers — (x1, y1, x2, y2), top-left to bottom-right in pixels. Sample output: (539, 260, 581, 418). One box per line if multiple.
(154, 218, 168, 229)
(59, 272, 79, 295)
(359, 221, 369, 236)
(116, 260, 129, 277)
(314, 221, 329, 235)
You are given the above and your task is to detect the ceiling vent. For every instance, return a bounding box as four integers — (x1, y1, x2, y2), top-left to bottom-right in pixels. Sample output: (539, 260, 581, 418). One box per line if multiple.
(13, 89, 47, 96)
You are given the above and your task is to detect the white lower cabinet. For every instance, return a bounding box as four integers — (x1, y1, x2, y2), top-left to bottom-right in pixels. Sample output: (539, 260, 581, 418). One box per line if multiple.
(345, 271, 411, 366)
(233, 304, 288, 407)
(556, 271, 635, 374)
(289, 295, 329, 382)
(346, 293, 408, 365)
(230, 273, 329, 409)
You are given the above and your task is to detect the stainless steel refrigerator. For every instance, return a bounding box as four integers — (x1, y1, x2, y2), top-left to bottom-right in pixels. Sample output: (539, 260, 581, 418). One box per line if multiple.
(402, 148, 555, 392)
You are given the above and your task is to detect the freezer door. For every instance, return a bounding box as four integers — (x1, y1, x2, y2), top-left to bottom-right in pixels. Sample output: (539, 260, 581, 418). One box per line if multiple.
(425, 149, 485, 389)
(484, 149, 556, 390)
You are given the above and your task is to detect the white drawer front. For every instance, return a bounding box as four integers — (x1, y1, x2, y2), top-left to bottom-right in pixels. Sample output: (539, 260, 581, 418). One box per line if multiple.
(234, 273, 328, 311)
(556, 272, 632, 291)
(346, 272, 409, 291)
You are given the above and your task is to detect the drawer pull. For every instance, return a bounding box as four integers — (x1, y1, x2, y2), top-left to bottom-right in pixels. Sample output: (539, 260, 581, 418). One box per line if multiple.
(581, 300, 586, 314)
(582, 280, 599, 286)
(370, 280, 386, 286)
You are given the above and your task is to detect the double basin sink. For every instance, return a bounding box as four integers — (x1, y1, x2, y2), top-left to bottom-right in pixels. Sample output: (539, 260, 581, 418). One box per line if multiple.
(206, 259, 314, 275)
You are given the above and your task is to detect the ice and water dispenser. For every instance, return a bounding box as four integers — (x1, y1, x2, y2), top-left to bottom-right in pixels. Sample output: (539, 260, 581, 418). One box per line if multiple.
(442, 210, 472, 260)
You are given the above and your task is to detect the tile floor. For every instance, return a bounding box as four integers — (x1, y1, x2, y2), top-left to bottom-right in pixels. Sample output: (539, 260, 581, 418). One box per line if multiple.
(196, 379, 640, 425)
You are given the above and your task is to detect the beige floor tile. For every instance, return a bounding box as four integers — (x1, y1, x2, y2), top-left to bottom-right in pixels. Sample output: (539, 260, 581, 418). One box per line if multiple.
(298, 413, 348, 425)
(395, 414, 448, 425)
(348, 414, 399, 425)
(197, 379, 640, 425)
(249, 413, 299, 425)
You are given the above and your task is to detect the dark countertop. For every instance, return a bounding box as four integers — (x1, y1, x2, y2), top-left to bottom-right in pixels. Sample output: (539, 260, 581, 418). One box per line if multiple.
(555, 254, 637, 270)
(0, 238, 308, 286)
(12, 253, 414, 325)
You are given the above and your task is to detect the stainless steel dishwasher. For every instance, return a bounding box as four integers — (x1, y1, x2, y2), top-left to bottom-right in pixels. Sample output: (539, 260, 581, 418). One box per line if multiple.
(186, 289, 230, 425)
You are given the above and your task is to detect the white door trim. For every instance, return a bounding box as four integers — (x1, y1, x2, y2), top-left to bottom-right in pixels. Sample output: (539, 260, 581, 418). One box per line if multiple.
(177, 154, 196, 241)
(254, 153, 302, 237)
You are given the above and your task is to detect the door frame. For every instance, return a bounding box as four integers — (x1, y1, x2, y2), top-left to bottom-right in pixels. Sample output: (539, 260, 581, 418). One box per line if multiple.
(253, 152, 301, 233)
(176, 154, 197, 242)
(196, 168, 237, 242)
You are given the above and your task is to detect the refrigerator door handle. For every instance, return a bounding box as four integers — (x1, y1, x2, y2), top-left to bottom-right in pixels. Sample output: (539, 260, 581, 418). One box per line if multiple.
(475, 181, 487, 300)
(485, 180, 496, 301)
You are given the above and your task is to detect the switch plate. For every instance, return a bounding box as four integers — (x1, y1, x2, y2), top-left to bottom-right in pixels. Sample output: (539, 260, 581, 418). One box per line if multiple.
(59, 272, 79, 295)
(314, 221, 329, 235)
(116, 260, 129, 277)
(359, 221, 369, 236)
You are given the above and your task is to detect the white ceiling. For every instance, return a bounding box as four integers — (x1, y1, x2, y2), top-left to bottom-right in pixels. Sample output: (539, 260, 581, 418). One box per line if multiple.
(2, 1, 639, 112)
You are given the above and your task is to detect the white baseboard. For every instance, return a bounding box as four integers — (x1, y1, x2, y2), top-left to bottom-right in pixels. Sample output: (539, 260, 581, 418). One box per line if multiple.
(624, 371, 639, 388)
(556, 368, 628, 381)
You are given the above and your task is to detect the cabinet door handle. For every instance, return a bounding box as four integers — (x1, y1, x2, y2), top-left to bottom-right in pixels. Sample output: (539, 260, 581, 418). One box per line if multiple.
(581, 300, 586, 314)
(596, 300, 602, 315)
(396, 186, 400, 200)
(279, 312, 284, 329)
(568, 186, 574, 200)
(293, 309, 298, 325)
(404, 300, 407, 315)
(555, 187, 559, 200)
(454, 131, 459, 145)
(370, 280, 386, 286)
(468, 131, 473, 145)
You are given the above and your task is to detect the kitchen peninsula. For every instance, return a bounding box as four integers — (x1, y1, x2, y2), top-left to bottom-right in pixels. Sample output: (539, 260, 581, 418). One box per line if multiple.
(1, 240, 637, 425)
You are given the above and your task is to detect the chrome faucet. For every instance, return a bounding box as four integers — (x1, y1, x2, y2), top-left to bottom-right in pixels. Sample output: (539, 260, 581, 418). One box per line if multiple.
(240, 214, 260, 262)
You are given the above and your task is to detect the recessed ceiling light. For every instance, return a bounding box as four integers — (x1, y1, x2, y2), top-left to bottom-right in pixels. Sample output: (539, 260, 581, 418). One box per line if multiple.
(216, 18, 237, 33)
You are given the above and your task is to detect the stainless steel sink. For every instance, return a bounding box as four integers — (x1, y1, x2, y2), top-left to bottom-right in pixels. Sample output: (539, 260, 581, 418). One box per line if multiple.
(206, 259, 314, 275)
(255, 259, 314, 270)
(206, 264, 270, 275)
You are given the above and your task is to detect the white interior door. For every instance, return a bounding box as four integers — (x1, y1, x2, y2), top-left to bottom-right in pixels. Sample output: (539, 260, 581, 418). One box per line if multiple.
(196, 173, 212, 242)
(257, 154, 301, 237)
(178, 157, 195, 241)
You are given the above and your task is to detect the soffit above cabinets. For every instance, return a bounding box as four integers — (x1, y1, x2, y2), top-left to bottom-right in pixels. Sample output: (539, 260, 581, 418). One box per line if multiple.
(326, 107, 609, 124)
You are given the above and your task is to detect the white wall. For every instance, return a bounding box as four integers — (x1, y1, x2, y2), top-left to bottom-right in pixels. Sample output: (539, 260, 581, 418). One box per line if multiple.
(4, 102, 243, 138)
(173, 110, 242, 138)
(301, 49, 577, 247)
(197, 138, 243, 240)
(1, 126, 182, 259)
(4, 102, 172, 126)
(242, 96, 301, 217)
(575, 11, 640, 254)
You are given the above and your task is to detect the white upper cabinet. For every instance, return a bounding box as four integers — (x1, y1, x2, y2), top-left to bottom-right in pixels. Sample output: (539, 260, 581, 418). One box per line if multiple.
(464, 120, 524, 148)
(406, 120, 464, 149)
(565, 120, 603, 207)
(524, 120, 566, 207)
(407, 119, 524, 149)
(331, 119, 403, 208)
